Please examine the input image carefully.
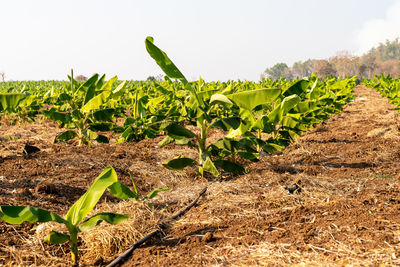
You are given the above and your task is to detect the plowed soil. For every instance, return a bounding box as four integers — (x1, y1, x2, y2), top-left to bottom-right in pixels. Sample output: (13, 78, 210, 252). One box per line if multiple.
(1, 85, 400, 266)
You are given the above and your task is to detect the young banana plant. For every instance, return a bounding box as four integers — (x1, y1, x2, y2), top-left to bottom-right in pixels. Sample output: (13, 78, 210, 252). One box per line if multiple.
(146, 37, 287, 177)
(0, 166, 168, 266)
(44, 71, 127, 146)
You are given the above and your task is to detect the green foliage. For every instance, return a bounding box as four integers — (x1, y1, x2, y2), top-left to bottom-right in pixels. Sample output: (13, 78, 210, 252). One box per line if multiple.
(0, 166, 168, 265)
(43, 71, 127, 145)
(145, 37, 355, 177)
(265, 63, 292, 80)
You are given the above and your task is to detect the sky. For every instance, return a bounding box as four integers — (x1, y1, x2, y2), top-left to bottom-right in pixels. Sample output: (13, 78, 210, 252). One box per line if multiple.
(0, 0, 400, 82)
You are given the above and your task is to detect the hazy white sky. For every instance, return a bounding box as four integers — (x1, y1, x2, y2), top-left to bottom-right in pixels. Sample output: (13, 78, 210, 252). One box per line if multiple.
(0, 0, 399, 81)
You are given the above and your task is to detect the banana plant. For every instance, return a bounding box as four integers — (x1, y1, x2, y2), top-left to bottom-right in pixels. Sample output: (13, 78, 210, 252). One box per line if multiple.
(0, 92, 29, 124)
(0, 166, 168, 266)
(146, 37, 284, 177)
(44, 71, 127, 145)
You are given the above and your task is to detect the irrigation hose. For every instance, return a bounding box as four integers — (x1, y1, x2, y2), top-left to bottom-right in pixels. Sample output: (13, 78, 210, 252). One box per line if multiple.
(106, 187, 208, 267)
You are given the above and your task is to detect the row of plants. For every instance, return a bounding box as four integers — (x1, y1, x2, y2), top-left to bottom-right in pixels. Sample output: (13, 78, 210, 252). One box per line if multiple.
(0, 166, 168, 266)
(144, 37, 356, 176)
(0, 37, 357, 266)
(0, 39, 356, 176)
(362, 74, 400, 107)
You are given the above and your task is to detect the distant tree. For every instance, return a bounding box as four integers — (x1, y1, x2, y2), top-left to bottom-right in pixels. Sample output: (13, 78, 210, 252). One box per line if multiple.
(75, 75, 88, 82)
(376, 59, 400, 77)
(358, 52, 377, 78)
(147, 76, 156, 81)
(147, 74, 164, 82)
(330, 51, 357, 77)
(265, 63, 292, 80)
(0, 72, 5, 82)
(312, 60, 337, 77)
(376, 39, 400, 61)
(292, 60, 313, 78)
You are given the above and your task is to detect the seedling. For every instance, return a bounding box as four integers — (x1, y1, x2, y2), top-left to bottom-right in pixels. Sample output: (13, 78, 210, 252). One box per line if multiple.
(0, 166, 168, 266)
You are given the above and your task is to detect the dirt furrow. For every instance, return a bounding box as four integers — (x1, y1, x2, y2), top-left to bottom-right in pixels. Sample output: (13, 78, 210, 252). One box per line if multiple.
(123, 85, 400, 266)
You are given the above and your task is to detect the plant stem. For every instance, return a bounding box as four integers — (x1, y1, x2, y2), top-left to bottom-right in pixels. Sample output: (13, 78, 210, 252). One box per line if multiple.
(68, 227, 79, 266)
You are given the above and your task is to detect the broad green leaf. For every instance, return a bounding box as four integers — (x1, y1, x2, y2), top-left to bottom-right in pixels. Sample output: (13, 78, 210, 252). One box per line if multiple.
(55, 130, 77, 143)
(214, 160, 247, 175)
(44, 231, 70, 244)
(83, 83, 96, 105)
(209, 94, 234, 106)
(92, 109, 114, 122)
(309, 78, 320, 100)
(65, 166, 119, 226)
(78, 212, 129, 232)
(0, 206, 66, 225)
(95, 134, 109, 143)
(95, 74, 106, 90)
(202, 157, 220, 177)
(238, 151, 259, 162)
(89, 122, 114, 131)
(0, 93, 25, 111)
(99, 76, 118, 91)
(118, 126, 133, 143)
(281, 95, 301, 113)
(78, 73, 99, 96)
(227, 122, 250, 138)
(145, 37, 187, 83)
(81, 91, 112, 113)
(163, 156, 196, 170)
(283, 79, 309, 97)
(108, 182, 138, 200)
(145, 37, 203, 106)
(268, 95, 301, 123)
(158, 136, 175, 147)
(228, 88, 281, 110)
(85, 129, 99, 140)
(71, 109, 84, 120)
(58, 93, 73, 102)
(211, 117, 242, 131)
(112, 80, 128, 99)
(175, 137, 195, 146)
(44, 110, 72, 125)
(262, 142, 285, 153)
(166, 123, 196, 138)
(142, 188, 170, 200)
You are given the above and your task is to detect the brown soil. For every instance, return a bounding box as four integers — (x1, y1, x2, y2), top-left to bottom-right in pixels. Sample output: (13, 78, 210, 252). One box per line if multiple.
(1, 85, 400, 266)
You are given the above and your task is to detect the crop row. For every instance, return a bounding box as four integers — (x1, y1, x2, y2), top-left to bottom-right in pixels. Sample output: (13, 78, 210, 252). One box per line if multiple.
(0, 37, 358, 265)
(0, 38, 357, 176)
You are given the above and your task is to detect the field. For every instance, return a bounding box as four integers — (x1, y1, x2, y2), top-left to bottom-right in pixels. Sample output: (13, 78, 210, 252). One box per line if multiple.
(1, 39, 400, 266)
(0, 84, 399, 266)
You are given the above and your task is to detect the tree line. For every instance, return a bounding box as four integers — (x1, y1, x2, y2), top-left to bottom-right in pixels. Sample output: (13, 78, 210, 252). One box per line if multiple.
(263, 39, 400, 79)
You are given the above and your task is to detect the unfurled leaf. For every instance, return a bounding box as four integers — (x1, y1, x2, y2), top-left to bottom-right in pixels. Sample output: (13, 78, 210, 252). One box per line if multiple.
(0, 206, 67, 225)
(45, 231, 70, 244)
(65, 166, 119, 226)
(81, 91, 112, 113)
(55, 130, 77, 143)
(209, 94, 234, 106)
(163, 156, 196, 170)
(166, 123, 196, 138)
(78, 212, 129, 232)
(202, 157, 220, 177)
(108, 181, 138, 200)
(158, 136, 175, 147)
(214, 160, 247, 175)
(228, 88, 281, 110)
(142, 188, 170, 200)
(145, 37, 187, 83)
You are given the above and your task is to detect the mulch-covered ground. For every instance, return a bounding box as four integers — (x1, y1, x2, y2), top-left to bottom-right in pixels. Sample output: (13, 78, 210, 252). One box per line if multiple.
(1, 85, 400, 266)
